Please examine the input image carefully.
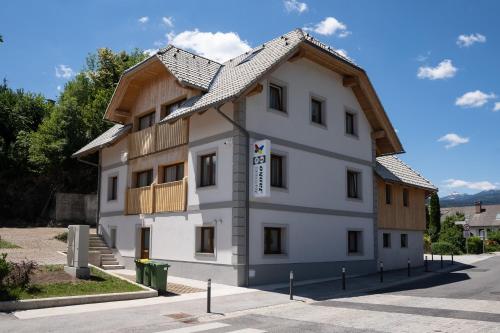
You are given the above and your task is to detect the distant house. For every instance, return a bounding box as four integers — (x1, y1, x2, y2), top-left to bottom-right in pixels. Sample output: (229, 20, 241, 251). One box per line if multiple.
(441, 201, 500, 237)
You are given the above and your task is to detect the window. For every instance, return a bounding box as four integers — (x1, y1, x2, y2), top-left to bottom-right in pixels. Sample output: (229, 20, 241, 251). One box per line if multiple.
(347, 170, 361, 199)
(199, 153, 216, 187)
(345, 111, 357, 136)
(400, 234, 408, 248)
(161, 99, 186, 118)
(383, 233, 391, 248)
(264, 227, 283, 255)
(199, 227, 215, 253)
(163, 163, 184, 183)
(385, 184, 392, 205)
(311, 98, 324, 125)
(348, 230, 362, 254)
(135, 169, 153, 188)
(138, 112, 155, 130)
(107, 176, 118, 201)
(270, 154, 285, 188)
(269, 82, 285, 112)
(238, 48, 263, 65)
(403, 188, 409, 207)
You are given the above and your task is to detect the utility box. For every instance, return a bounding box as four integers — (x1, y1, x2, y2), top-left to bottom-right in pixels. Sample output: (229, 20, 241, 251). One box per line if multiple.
(64, 225, 90, 279)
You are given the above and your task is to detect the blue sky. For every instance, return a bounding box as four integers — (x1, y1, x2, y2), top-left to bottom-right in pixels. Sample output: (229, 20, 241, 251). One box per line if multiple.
(1, 0, 499, 196)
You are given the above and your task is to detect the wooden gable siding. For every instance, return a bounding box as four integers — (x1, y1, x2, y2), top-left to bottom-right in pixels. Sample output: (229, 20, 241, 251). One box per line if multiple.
(377, 178, 427, 231)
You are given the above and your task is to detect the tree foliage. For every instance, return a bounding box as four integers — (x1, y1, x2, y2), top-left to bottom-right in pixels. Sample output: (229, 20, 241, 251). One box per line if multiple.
(0, 48, 146, 223)
(428, 192, 441, 242)
(438, 212, 465, 253)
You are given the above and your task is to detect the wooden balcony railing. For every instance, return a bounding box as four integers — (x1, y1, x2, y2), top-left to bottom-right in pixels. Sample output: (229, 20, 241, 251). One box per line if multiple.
(126, 177, 187, 215)
(128, 119, 188, 160)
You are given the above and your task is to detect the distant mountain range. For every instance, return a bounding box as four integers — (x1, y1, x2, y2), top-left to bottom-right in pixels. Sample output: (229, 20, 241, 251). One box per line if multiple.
(440, 190, 500, 207)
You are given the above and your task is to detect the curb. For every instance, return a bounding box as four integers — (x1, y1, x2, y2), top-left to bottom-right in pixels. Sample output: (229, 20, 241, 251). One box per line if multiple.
(0, 265, 158, 312)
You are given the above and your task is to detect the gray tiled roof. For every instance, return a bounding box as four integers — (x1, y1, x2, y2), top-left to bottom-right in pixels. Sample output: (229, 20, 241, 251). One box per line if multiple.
(156, 46, 222, 91)
(161, 28, 356, 122)
(441, 204, 500, 227)
(72, 124, 130, 158)
(375, 155, 437, 191)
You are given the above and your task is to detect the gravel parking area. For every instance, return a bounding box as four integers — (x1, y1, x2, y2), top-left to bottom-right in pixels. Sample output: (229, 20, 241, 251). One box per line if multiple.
(0, 228, 72, 264)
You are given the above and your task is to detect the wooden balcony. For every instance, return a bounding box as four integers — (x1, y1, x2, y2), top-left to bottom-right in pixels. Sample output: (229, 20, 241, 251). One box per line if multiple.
(126, 177, 188, 215)
(128, 119, 188, 160)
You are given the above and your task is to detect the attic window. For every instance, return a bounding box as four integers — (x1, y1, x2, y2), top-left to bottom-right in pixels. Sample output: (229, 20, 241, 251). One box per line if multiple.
(238, 48, 263, 65)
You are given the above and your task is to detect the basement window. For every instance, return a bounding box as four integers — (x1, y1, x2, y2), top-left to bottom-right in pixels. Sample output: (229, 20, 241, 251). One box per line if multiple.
(401, 234, 408, 248)
(348, 230, 363, 255)
(383, 233, 391, 248)
(264, 227, 285, 255)
(196, 226, 215, 254)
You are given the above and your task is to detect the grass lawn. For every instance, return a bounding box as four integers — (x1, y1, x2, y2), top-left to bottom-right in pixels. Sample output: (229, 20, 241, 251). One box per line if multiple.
(1, 265, 144, 301)
(0, 239, 20, 248)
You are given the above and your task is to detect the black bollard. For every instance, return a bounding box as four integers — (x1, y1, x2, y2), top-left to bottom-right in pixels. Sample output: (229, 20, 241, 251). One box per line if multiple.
(407, 258, 411, 277)
(431, 252, 434, 261)
(425, 255, 429, 272)
(440, 254, 443, 268)
(451, 253, 454, 265)
(289, 270, 294, 300)
(342, 267, 346, 290)
(380, 261, 384, 283)
(207, 279, 211, 313)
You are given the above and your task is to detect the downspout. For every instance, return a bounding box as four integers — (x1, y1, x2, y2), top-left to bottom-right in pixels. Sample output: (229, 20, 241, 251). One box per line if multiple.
(77, 154, 101, 234)
(215, 105, 250, 287)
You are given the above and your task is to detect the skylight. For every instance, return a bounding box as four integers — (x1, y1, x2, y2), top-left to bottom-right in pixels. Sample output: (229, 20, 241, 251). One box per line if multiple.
(238, 48, 263, 65)
(496, 213, 500, 220)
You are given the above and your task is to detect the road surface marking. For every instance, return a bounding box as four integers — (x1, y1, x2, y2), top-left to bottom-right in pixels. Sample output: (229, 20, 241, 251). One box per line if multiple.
(156, 322, 230, 332)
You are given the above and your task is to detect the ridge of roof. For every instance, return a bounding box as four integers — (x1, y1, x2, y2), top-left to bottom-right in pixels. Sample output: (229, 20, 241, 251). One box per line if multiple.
(375, 155, 437, 191)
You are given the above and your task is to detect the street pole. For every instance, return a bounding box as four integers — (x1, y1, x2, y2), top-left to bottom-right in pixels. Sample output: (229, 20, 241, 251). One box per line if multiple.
(342, 267, 346, 290)
(289, 270, 294, 300)
(207, 279, 211, 313)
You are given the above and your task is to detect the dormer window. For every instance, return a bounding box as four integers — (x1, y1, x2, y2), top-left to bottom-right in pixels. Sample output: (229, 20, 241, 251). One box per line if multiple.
(161, 98, 186, 118)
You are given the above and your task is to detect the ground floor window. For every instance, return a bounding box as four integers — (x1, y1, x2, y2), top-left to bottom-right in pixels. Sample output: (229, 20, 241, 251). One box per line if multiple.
(196, 226, 215, 254)
(383, 233, 391, 248)
(400, 233, 408, 248)
(264, 227, 285, 255)
(347, 230, 362, 254)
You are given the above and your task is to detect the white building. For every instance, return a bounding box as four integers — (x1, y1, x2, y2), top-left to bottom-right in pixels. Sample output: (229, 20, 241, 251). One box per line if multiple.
(74, 29, 437, 286)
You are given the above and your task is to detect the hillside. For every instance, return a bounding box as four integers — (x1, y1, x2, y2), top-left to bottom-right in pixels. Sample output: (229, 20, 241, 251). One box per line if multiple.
(440, 190, 500, 207)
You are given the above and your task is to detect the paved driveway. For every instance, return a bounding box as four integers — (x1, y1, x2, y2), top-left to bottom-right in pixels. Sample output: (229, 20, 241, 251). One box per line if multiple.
(0, 228, 68, 264)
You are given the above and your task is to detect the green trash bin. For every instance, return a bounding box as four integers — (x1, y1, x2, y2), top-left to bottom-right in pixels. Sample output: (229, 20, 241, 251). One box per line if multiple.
(150, 261, 170, 293)
(134, 260, 144, 284)
(143, 261, 152, 287)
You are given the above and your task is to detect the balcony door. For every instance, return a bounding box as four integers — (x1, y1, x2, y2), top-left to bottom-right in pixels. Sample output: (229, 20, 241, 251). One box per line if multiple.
(140, 227, 150, 259)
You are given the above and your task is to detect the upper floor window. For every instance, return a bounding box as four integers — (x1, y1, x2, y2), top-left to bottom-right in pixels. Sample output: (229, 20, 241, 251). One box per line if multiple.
(199, 153, 216, 187)
(385, 184, 392, 205)
(163, 163, 184, 183)
(135, 169, 153, 188)
(311, 97, 325, 126)
(161, 98, 186, 119)
(347, 170, 361, 199)
(403, 188, 409, 207)
(138, 112, 155, 130)
(269, 82, 286, 112)
(345, 111, 357, 136)
(107, 176, 118, 201)
(270, 154, 285, 188)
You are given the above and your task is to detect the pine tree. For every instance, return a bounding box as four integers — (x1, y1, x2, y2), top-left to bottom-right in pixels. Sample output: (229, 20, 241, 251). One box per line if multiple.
(428, 193, 441, 242)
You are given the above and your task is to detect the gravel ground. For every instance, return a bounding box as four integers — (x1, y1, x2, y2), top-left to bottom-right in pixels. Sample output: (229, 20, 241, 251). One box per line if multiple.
(0, 227, 73, 264)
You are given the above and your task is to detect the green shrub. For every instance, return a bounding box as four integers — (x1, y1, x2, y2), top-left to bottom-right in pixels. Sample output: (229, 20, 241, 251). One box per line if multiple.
(466, 236, 483, 254)
(487, 231, 500, 243)
(54, 231, 68, 243)
(438, 215, 465, 253)
(431, 241, 459, 255)
(485, 240, 500, 253)
(5, 260, 38, 289)
(0, 253, 11, 289)
(423, 234, 432, 253)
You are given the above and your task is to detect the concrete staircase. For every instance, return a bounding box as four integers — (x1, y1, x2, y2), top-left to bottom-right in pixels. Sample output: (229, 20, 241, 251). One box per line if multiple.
(89, 234, 124, 270)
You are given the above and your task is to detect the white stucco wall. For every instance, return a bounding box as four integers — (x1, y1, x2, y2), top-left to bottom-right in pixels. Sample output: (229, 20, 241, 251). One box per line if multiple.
(378, 229, 424, 271)
(100, 207, 233, 265)
(249, 209, 374, 265)
(246, 58, 373, 162)
(189, 104, 233, 143)
(100, 139, 128, 213)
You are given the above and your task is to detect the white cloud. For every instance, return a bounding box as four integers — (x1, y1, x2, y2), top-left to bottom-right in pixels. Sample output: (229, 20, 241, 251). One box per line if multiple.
(455, 90, 496, 108)
(162, 16, 174, 27)
(284, 0, 308, 13)
(417, 59, 457, 80)
(334, 48, 351, 60)
(415, 51, 431, 62)
(493, 102, 500, 112)
(443, 179, 497, 191)
(56, 85, 62, 91)
(437, 133, 469, 149)
(304, 17, 350, 37)
(55, 64, 74, 79)
(457, 33, 486, 47)
(138, 16, 149, 24)
(144, 48, 159, 56)
(167, 29, 251, 63)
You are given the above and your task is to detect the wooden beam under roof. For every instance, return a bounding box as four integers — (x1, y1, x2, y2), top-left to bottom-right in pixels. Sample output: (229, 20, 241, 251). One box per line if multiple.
(288, 49, 306, 62)
(371, 130, 386, 140)
(343, 75, 359, 87)
(246, 83, 263, 97)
